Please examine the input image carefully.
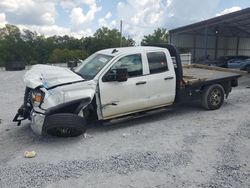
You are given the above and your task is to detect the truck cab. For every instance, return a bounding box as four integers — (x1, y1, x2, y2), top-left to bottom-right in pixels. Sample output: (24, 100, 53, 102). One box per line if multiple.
(95, 47, 176, 119)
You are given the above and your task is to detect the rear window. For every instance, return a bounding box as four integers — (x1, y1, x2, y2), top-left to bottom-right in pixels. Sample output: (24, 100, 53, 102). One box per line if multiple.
(147, 52, 168, 74)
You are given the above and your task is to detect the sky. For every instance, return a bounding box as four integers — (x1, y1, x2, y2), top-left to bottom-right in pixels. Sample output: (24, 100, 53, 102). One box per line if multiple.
(0, 0, 249, 42)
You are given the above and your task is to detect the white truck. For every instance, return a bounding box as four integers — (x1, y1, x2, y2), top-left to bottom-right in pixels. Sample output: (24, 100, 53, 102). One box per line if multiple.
(13, 45, 243, 137)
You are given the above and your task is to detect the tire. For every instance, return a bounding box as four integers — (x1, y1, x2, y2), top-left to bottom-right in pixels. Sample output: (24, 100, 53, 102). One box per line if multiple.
(201, 84, 225, 110)
(43, 113, 86, 137)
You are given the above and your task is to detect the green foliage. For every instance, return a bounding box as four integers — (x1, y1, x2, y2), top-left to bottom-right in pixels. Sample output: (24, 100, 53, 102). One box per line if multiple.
(0, 25, 136, 67)
(141, 28, 168, 46)
(83, 27, 135, 54)
(0, 24, 25, 63)
(48, 49, 88, 64)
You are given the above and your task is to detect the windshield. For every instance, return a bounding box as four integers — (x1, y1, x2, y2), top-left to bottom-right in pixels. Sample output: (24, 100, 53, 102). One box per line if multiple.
(74, 53, 113, 80)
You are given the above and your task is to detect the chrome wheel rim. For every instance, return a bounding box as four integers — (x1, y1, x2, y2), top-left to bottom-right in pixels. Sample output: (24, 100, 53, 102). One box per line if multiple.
(209, 88, 222, 106)
(57, 127, 72, 135)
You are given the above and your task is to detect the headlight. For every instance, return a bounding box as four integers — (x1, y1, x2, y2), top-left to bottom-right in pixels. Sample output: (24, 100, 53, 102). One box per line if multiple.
(32, 90, 44, 107)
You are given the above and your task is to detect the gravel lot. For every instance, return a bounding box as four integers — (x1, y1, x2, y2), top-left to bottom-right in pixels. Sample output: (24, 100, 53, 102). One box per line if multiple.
(0, 70, 249, 188)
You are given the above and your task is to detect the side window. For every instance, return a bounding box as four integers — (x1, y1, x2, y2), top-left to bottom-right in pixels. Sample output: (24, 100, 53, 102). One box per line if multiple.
(147, 52, 168, 74)
(111, 54, 143, 77)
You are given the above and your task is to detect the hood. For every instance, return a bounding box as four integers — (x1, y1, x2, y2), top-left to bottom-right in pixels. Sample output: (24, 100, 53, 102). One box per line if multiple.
(24, 64, 84, 89)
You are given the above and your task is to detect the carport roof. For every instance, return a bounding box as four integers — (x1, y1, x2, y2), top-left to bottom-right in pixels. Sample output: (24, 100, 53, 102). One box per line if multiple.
(169, 8, 250, 37)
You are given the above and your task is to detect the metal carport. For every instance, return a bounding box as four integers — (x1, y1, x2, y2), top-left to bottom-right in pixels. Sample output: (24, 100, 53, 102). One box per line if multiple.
(169, 8, 250, 63)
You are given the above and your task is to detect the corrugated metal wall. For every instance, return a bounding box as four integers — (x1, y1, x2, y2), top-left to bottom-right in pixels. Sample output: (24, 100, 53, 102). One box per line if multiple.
(171, 34, 250, 62)
(171, 34, 193, 48)
(239, 38, 250, 55)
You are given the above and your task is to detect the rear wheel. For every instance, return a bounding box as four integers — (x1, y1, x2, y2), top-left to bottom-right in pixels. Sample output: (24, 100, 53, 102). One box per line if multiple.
(44, 113, 86, 137)
(201, 84, 225, 110)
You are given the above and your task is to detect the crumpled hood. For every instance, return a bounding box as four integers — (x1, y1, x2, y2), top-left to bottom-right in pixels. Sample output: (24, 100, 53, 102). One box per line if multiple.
(24, 64, 84, 89)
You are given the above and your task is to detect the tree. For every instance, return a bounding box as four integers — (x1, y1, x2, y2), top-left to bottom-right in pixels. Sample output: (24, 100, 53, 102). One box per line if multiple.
(21, 29, 38, 64)
(83, 27, 135, 54)
(141, 28, 168, 46)
(0, 24, 25, 64)
(48, 48, 88, 64)
(0, 25, 135, 67)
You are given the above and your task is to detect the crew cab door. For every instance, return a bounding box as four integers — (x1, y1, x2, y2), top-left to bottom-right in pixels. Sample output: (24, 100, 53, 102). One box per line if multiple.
(98, 53, 149, 118)
(142, 50, 176, 108)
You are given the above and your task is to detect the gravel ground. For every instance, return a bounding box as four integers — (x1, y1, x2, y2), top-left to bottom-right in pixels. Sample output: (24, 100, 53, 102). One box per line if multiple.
(0, 70, 249, 188)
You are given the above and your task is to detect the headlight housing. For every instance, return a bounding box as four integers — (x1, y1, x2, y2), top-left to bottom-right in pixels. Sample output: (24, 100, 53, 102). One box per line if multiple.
(32, 90, 44, 107)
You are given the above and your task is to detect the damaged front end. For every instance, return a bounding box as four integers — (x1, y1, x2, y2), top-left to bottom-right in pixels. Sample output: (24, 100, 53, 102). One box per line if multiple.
(13, 87, 47, 135)
(13, 88, 33, 125)
(13, 64, 97, 136)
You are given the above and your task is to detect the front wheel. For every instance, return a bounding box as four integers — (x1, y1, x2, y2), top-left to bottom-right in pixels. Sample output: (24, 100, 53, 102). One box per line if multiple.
(43, 113, 86, 137)
(201, 84, 225, 110)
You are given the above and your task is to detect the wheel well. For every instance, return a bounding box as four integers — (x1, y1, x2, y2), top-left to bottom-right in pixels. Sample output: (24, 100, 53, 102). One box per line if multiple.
(201, 82, 231, 97)
(45, 97, 98, 124)
(82, 96, 98, 123)
(220, 82, 231, 96)
(45, 98, 91, 116)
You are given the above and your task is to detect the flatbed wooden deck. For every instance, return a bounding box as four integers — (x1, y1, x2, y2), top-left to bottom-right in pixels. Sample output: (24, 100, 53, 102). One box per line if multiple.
(182, 64, 245, 85)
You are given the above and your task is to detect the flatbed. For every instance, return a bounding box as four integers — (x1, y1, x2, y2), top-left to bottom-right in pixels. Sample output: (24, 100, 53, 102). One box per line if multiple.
(182, 64, 245, 85)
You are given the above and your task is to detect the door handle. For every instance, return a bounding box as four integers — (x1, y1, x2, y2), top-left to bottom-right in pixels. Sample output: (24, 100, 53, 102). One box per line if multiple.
(164, 76, 174, 80)
(136, 81, 147, 85)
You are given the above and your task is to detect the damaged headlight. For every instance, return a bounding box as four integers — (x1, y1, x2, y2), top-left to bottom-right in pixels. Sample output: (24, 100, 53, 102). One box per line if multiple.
(31, 90, 44, 107)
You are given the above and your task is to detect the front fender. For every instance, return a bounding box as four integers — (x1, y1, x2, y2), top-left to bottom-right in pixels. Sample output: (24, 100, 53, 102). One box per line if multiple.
(39, 80, 97, 111)
(45, 98, 91, 116)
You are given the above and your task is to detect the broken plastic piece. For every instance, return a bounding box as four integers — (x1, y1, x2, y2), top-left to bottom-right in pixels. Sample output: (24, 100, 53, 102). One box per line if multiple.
(24, 151, 37, 158)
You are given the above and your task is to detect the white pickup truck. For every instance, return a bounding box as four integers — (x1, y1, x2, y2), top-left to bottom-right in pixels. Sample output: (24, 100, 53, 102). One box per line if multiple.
(13, 45, 243, 137)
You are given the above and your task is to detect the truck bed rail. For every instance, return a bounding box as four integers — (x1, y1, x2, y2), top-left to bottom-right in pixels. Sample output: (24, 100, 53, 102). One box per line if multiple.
(183, 64, 247, 75)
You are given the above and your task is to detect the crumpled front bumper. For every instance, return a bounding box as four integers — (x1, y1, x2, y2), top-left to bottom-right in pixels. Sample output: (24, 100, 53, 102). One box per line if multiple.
(30, 111, 45, 135)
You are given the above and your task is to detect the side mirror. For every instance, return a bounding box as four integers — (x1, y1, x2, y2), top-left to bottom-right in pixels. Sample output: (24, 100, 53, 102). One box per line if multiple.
(116, 68, 128, 82)
(103, 68, 128, 82)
